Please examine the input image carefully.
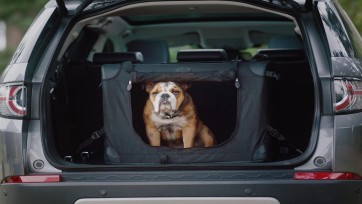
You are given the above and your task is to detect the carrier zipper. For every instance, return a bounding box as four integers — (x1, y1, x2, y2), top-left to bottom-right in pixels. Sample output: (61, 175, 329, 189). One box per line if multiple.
(127, 80, 132, 91)
(235, 78, 240, 89)
(127, 72, 137, 91)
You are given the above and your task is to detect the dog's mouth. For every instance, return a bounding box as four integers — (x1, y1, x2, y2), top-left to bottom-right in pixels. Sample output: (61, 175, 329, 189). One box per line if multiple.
(159, 100, 171, 108)
(160, 100, 170, 105)
(157, 100, 175, 113)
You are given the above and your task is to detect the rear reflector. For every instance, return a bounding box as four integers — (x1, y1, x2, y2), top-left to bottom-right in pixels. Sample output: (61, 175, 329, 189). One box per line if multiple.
(0, 84, 27, 117)
(3, 175, 61, 183)
(294, 172, 362, 180)
(334, 79, 362, 113)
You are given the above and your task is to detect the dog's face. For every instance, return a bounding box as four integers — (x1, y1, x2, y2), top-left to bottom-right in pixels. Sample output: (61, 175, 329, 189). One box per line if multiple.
(145, 82, 189, 115)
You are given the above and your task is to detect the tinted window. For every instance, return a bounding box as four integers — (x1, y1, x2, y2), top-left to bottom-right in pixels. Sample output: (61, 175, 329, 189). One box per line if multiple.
(334, 2, 362, 59)
(318, 1, 362, 59)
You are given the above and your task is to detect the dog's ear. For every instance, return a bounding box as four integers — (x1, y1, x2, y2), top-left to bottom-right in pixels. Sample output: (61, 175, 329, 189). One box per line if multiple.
(179, 82, 191, 90)
(144, 82, 155, 93)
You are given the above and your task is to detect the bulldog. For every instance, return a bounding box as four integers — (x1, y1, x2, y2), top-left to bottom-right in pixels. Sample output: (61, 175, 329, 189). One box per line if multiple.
(143, 81, 215, 148)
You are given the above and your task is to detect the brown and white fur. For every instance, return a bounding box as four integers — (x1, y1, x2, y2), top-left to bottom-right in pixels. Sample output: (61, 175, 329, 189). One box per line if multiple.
(143, 82, 215, 148)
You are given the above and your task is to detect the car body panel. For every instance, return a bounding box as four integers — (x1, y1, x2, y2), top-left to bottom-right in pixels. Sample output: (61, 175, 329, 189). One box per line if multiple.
(294, 116, 333, 172)
(9, 8, 56, 65)
(0, 179, 361, 204)
(0, 63, 27, 83)
(0, 7, 61, 181)
(74, 197, 281, 204)
(27, 120, 61, 174)
(0, 119, 25, 179)
(318, 1, 362, 77)
(332, 57, 362, 77)
(316, 0, 362, 177)
(334, 112, 362, 176)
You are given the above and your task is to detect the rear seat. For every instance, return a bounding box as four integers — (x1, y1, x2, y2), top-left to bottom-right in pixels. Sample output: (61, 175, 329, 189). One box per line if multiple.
(93, 52, 144, 64)
(127, 40, 169, 63)
(255, 49, 305, 61)
(177, 49, 228, 62)
(268, 35, 303, 49)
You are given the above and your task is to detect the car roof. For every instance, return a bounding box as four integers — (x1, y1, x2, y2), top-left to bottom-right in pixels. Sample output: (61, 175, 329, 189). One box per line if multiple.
(56, 0, 312, 16)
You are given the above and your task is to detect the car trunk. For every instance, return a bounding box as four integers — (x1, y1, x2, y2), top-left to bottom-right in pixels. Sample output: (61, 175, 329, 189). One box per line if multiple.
(43, 1, 315, 167)
(45, 50, 314, 165)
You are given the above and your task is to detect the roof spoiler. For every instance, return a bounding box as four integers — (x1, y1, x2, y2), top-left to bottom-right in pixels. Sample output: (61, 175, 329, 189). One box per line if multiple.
(305, 0, 313, 10)
(55, 0, 67, 15)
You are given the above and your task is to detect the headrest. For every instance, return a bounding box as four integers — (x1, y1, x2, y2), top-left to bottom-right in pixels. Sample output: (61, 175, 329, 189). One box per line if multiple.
(93, 52, 143, 64)
(255, 49, 305, 61)
(268, 35, 303, 49)
(177, 49, 228, 62)
(127, 40, 169, 63)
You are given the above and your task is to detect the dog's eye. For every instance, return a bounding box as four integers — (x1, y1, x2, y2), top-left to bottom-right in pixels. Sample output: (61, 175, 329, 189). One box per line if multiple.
(151, 92, 158, 96)
(172, 91, 180, 95)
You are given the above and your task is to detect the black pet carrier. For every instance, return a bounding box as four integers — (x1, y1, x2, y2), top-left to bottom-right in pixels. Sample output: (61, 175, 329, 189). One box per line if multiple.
(99, 51, 272, 164)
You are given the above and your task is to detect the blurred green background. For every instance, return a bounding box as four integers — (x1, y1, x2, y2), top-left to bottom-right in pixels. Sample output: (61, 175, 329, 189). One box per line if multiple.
(0, 0, 361, 73)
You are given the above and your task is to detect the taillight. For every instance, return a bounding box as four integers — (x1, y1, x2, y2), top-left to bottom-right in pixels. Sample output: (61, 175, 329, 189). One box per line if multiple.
(334, 79, 362, 113)
(294, 172, 361, 180)
(2, 175, 61, 183)
(0, 84, 27, 117)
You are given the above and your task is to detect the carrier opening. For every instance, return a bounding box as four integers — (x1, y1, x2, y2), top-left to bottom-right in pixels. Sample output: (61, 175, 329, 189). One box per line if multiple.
(131, 50, 237, 148)
(131, 81, 237, 147)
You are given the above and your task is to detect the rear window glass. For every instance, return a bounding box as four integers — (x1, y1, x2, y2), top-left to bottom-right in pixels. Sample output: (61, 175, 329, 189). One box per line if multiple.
(319, 2, 362, 59)
(335, 3, 362, 59)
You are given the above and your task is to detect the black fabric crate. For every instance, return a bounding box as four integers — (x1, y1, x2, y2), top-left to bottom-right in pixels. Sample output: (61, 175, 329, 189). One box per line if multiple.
(101, 61, 271, 164)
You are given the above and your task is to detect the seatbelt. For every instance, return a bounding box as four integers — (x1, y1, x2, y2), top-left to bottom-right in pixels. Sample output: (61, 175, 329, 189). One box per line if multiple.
(266, 125, 303, 155)
(75, 128, 105, 162)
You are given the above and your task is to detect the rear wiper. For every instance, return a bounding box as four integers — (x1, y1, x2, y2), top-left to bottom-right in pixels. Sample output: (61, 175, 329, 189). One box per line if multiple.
(74, 0, 125, 15)
(74, 0, 96, 16)
(276, 0, 302, 10)
(266, 0, 314, 10)
(278, 0, 313, 10)
(91, 0, 121, 9)
(281, 0, 302, 9)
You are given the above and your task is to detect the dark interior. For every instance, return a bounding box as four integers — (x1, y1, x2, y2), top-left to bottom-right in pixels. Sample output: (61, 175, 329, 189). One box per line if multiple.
(131, 81, 237, 145)
(261, 50, 314, 160)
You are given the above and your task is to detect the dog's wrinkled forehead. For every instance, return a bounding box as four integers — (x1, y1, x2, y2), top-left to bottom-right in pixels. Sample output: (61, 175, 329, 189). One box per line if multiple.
(153, 82, 179, 93)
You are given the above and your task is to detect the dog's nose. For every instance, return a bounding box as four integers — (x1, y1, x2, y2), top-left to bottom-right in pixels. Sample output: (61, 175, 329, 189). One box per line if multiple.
(161, 93, 170, 100)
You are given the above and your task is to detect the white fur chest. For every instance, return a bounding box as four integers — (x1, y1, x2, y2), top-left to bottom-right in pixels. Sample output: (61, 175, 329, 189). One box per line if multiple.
(150, 112, 188, 130)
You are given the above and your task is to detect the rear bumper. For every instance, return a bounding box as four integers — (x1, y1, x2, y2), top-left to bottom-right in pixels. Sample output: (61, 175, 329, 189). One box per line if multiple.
(1, 179, 361, 204)
(75, 197, 280, 204)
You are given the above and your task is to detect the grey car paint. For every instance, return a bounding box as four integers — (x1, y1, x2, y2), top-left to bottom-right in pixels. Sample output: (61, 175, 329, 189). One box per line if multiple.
(0, 1, 362, 204)
(0, 119, 24, 179)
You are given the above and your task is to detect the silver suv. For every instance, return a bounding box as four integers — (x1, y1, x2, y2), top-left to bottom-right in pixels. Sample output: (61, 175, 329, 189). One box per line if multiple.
(1, 0, 362, 204)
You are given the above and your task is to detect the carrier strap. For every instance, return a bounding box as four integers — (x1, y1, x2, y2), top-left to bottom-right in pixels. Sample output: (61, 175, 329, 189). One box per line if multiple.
(76, 128, 105, 155)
